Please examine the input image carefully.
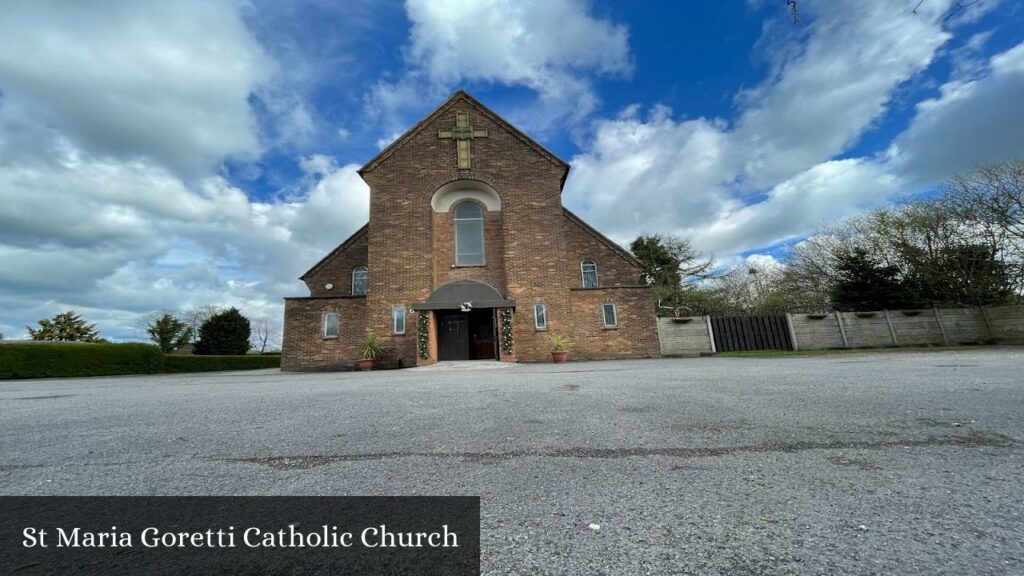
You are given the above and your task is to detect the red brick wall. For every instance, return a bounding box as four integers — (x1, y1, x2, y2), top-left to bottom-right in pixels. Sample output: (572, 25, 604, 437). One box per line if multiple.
(361, 96, 570, 367)
(562, 215, 642, 288)
(567, 287, 660, 360)
(282, 297, 368, 371)
(303, 228, 368, 297)
(432, 210, 507, 293)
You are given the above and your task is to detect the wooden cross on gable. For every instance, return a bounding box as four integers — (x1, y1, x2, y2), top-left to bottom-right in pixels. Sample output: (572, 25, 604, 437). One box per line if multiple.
(438, 110, 488, 169)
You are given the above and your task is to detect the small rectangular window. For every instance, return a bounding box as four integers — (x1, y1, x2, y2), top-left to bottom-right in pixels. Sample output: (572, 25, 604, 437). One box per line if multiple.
(322, 312, 340, 338)
(602, 303, 618, 328)
(392, 305, 406, 335)
(534, 303, 548, 330)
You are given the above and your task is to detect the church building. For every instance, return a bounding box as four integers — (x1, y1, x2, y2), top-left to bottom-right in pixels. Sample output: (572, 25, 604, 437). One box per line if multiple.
(282, 91, 660, 370)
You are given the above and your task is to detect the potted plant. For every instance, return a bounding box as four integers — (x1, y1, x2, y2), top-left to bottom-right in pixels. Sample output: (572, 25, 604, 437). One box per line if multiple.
(356, 335, 385, 371)
(547, 334, 572, 364)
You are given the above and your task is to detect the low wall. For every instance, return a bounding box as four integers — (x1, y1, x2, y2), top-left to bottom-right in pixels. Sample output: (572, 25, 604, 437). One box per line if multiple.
(656, 317, 714, 356)
(787, 306, 1021, 350)
(656, 305, 1024, 355)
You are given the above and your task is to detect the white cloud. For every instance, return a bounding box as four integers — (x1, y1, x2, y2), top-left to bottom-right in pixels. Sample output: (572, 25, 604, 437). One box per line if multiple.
(734, 1, 953, 187)
(0, 142, 369, 341)
(887, 41, 1024, 184)
(565, 0, 1022, 261)
(367, 0, 631, 131)
(0, 1, 373, 343)
(0, 0, 274, 176)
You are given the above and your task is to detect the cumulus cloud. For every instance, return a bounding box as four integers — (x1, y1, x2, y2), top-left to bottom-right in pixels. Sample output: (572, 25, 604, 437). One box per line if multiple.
(367, 0, 631, 131)
(0, 1, 370, 342)
(887, 41, 1024, 184)
(0, 140, 369, 341)
(0, 0, 273, 176)
(565, 0, 1024, 260)
(734, 0, 952, 186)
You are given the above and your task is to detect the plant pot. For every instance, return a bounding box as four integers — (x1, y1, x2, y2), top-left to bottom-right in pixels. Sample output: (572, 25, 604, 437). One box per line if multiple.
(671, 317, 694, 323)
(356, 358, 375, 371)
(806, 313, 828, 320)
(901, 310, 923, 317)
(551, 351, 568, 364)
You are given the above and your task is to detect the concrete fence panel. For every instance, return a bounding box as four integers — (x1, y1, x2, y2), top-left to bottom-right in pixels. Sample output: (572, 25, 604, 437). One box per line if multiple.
(788, 313, 845, 350)
(987, 305, 1024, 343)
(937, 308, 990, 343)
(889, 310, 945, 346)
(838, 312, 894, 348)
(657, 317, 714, 356)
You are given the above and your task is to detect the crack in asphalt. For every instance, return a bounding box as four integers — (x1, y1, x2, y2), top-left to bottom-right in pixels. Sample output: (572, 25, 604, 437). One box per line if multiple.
(224, 430, 1018, 470)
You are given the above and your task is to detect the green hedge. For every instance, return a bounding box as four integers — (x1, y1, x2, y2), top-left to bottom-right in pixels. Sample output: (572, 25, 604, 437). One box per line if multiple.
(161, 354, 281, 373)
(0, 343, 280, 379)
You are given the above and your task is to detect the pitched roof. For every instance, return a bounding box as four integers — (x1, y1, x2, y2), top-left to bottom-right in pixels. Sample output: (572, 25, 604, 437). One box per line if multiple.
(358, 90, 570, 186)
(563, 209, 644, 269)
(299, 223, 368, 280)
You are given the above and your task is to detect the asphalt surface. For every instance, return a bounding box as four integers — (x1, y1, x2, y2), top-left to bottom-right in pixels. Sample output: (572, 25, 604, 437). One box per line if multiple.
(2, 349, 1023, 575)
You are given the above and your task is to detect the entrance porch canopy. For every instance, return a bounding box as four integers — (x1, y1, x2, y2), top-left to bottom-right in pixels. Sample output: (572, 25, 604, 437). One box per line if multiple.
(411, 279, 515, 311)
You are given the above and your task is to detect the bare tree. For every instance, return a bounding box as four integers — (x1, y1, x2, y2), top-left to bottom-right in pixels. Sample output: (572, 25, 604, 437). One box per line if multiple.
(178, 305, 224, 344)
(249, 318, 275, 353)
(943, 159, 1024, 297)
(946, 160, 1024, 243)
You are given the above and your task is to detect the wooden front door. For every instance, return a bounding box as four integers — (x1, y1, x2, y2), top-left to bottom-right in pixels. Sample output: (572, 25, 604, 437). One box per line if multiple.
(437, 312, 470, 361)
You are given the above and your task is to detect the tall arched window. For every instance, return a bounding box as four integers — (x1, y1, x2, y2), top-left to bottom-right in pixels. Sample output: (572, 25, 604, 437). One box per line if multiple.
(581, 260, 599, 288)
(351, 266, 368, 296)
(454, 201, 485, 266)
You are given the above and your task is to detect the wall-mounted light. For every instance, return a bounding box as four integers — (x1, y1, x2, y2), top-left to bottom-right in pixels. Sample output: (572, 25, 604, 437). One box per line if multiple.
(325, 283, 334, 290)
(460, 301, 473, 312)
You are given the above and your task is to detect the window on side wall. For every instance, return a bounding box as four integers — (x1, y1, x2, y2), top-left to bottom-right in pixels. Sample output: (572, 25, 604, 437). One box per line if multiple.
(323, 312, 340, 338)
(534, 303, 548, 330)
(392, 305, 406, 335)
(352, 266, 368, 296)
(602, 303, 618, 328)
(581, 259, 598, 288)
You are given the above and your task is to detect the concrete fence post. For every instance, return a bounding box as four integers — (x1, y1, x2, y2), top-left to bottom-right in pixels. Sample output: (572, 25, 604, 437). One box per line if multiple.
(785, 312, 799, 351)
(883, 309, 899, 346)
(835, 311, 850, 348)
(933, 306, 949, 345)
(705, 315, 716, 353)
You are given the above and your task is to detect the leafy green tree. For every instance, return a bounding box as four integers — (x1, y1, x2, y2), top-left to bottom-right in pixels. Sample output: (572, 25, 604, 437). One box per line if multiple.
(630, 234, 716, 315)
(830, 248, 921, 311)
(27, 311, 103, 342)
(145, 313, 192, 353)
(193, 308, 251, 355)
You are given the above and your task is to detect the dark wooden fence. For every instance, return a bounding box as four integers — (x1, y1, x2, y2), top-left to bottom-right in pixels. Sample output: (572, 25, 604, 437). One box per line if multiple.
(711, 315, 793, 352)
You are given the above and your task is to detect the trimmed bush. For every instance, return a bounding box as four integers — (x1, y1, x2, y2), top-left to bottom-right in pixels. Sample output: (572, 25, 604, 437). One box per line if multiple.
(0, 343, 164, 379)
(0, 343, 280, 379)
(194, 308, 251, 356)
(161, 355, 280, 373)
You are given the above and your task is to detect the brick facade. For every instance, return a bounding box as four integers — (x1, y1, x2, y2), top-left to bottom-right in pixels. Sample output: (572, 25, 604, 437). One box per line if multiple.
(281, 91, 659, 370)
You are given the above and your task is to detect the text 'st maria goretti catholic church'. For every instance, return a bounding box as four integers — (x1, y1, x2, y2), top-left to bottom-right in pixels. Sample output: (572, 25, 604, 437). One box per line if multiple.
(282, 91, 660, 370)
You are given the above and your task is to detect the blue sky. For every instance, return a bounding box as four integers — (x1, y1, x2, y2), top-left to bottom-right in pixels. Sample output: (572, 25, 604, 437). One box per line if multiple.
(1, 0, 1023, 343)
